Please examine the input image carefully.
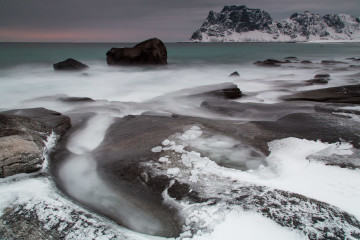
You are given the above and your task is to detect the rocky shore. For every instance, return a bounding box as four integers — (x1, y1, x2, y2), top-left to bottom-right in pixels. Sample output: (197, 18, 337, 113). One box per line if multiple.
(1, 40, 360, 239)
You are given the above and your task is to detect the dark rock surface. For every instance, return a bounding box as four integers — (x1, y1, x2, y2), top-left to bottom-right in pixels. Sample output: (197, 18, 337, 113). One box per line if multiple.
(314, 73, 331, 79)
(306, 78, 329, 85)
(254, 59, 285, 67)
(53, 58, 89, 71)
(3, 108, 71, 135)
(0, 108, 70, 178)
(58, 96, 95, 103)
(229, 71, 240, 77)
(283, 84, 360, 104)
(106, 38, 167, 65)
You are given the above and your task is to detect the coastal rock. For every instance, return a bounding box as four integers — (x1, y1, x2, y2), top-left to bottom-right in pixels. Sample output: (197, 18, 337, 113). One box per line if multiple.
(283, 84, 360, 104)
(0, 108, 70, 178)
(106, 38, 167, 65)
(229, 71, 240, 77)
(190, 5, 360, 42)
(3, 108, 71, 135)
(314, 73, 331, 79)
(254, 59, 285, 67)
(53, 58, 89, 71)
(305, 78, 329, 85)
(0, 114, 50, 178)
(301, 60, 312, 64)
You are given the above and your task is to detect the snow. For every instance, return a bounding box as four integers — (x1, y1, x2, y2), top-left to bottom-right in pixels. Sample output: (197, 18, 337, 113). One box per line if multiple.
(146, 126, 360, 237)
(190, 8, 360, 42)
(189, 208, 306, 240)
(0, 177, 162, 240)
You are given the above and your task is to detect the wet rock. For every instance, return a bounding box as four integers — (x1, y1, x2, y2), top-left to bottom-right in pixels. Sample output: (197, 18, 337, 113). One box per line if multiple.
(254, 59, 285, 67)
(306, 78, 329, 85)
(0, 108, 70, 178)
(208, 85, 242, 99)
(229, 71, 240, 77)
(314, 73, 331, 79)
(284, 56, 298, 60)
(283, 84, 360, 104)
(106, 38, 167, 65)
(53, 58, 89, 71)
(301, 60, 312, 64)
(58, 97, 95, 103)
(3, 108, 71, 135)
(0, 115, 50, 178)
(321, 60, 346, 65)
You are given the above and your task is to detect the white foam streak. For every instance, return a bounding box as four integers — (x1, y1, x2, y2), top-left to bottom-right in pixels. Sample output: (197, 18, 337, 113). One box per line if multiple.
(67, 114, 114, 154)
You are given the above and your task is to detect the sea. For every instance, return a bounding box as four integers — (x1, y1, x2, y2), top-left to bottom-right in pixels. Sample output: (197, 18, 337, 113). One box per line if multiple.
(1, 42, 360, 240)
(0, 42, 359, 110)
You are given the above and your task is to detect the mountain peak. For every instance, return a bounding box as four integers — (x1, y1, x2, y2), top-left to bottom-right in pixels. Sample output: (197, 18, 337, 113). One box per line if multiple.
(190, 5, 360, 42)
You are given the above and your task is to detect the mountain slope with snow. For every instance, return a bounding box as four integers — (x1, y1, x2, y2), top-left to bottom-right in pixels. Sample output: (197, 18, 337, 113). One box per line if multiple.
(190, 5, 360, 42)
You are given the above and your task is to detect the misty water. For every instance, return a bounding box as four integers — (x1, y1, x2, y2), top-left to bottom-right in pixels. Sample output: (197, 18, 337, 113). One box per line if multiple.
(1, 42, 360, 238)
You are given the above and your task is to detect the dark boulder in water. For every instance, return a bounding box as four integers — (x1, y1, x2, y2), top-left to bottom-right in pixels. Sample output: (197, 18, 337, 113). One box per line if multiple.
(314, 73, 331, 79)
(106, 38, 167, 65)
(301, 60, 312, 64)
(53, 58, 89, 71)
(229, 71, 240, 77)
(305, 78, 329, 85)
(254, 59, 285, 67)
(0, 108, 70, 178)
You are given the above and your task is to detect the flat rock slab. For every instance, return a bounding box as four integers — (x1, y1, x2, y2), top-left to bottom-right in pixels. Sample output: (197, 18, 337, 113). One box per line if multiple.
(283, 84, 360, 104)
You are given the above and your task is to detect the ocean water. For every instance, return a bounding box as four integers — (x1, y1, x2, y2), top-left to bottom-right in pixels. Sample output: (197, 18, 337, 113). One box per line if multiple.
(1, 42, 360, 239)
(0, 42, 359, 111)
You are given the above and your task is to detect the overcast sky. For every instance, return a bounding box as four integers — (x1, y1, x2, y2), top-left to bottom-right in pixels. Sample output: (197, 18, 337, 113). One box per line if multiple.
(0, 0, 359, 42)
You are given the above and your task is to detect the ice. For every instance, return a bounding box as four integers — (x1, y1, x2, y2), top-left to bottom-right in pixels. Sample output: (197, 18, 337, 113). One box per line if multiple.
(189, 208, 306, 240)
(159, 157, 169, 163)
(152, 146, 163, 153)
(162, 139, 171, 146)
(167, 168, 181, 176)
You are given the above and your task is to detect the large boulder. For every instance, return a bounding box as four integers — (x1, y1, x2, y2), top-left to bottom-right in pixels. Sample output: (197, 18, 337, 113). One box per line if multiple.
(53, 58, 89, 71)
(0, 108, 70, 178)
(106, 38, 167, 65)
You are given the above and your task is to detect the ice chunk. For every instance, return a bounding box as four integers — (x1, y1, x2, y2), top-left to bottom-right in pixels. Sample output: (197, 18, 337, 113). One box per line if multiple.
(151, 146, 162, 153)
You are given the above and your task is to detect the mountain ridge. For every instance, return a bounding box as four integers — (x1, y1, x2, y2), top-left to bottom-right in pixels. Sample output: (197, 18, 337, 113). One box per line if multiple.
(190, 5, 360, 42)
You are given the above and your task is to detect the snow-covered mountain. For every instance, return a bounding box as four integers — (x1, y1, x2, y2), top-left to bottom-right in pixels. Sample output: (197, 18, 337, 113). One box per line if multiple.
(190, 5, 360, 42)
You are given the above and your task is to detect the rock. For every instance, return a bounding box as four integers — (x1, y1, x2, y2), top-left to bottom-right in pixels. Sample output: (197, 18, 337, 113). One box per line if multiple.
(53, 58, 89, 71)
(314, 73, 331, 79)
(321, 60, 346, 65)
(284, 56, 298, 60)
(283, 84, 360, 104)
(106, 38, 167, 65)
(254, 59, 285, 67)
(301, 60, 312, 64)
(58, 97, 95, 103)
(0, 114, 50, 178)
(2, 108, 71, 135)
(306, 78, 329, 85)
(229, 71, 240, 77)
(191, 83, 243, 99)
(0, 108, 70, 178)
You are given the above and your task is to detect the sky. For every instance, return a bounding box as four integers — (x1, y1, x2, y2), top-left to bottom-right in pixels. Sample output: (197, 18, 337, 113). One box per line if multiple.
(0, 0, 359, 42)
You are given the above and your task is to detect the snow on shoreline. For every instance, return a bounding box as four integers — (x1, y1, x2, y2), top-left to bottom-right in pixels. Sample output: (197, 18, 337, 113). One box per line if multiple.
(1, 125, 359, 239)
